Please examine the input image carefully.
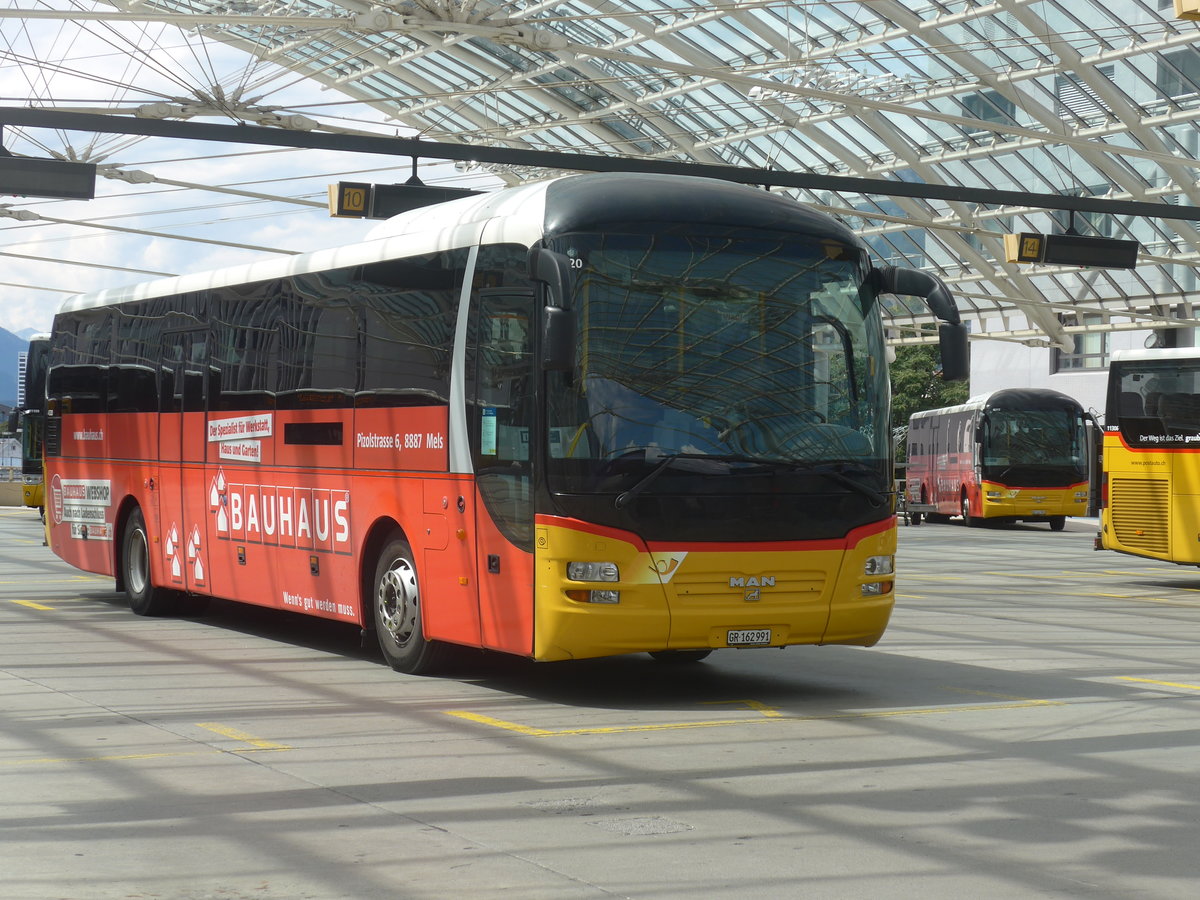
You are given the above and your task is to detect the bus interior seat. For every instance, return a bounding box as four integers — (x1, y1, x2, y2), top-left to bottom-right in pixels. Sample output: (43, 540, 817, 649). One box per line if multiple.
(1118, 391, 1144, 417)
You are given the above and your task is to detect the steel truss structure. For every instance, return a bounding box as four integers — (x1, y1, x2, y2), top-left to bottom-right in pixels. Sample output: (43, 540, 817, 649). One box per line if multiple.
(3, 0, 1200, 350)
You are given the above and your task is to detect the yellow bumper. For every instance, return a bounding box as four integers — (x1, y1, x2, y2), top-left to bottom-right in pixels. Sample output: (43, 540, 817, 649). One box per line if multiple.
(532, 517, 897, 661)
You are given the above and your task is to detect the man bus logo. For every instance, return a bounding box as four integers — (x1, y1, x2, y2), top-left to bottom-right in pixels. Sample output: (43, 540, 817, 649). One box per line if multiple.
(209, 469, 351, 554)
(730, 575, 775, 603)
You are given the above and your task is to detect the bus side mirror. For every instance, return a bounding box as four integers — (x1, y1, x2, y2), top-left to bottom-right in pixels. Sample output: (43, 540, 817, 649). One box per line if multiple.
(939, 323, 969, 382)
(528, 246, 571, 307)
(874, 265, 960, 325)
(874, 265, 969, 380)
(542, 306, 576, 372)
(530, 246, 577, 371)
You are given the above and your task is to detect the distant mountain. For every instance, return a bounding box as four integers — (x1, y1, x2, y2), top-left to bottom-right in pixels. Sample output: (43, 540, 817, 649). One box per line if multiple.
(0, 326, 29, 407)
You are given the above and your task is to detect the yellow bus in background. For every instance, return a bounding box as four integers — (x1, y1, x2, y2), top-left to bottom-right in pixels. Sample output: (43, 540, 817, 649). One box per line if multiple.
(20, 333, 50, 518)
(1099, 347, 1200, 564)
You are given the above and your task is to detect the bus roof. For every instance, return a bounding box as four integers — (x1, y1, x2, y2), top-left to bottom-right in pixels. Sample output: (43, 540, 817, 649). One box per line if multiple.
(55, 178, 557, 316)
(909, 387, 1082, 421)
(1110, 347, 1200, 364)
(55, 172, 862, 317)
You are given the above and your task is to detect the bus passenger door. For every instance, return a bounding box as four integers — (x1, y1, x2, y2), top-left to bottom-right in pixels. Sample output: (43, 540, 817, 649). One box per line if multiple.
(471, 288, 537, 655)
(158, 330, 214, 596)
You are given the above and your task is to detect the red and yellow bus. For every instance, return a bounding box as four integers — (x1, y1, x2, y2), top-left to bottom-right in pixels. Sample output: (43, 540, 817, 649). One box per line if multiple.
(43, 172, 966, 673)
(1099, 347, 1200, 564)
(905, 388, 1091, 530)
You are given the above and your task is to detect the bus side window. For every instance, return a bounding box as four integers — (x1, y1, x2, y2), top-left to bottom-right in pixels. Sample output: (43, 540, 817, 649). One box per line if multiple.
(310, 305, 359, 394)
(358, 251, 466, 406)
(211, 288, 279, 412)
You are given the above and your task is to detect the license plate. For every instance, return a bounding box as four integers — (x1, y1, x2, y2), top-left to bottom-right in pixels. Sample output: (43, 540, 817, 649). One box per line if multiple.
(727, 628, 772, 646)
(1031, 509, 1046, 515)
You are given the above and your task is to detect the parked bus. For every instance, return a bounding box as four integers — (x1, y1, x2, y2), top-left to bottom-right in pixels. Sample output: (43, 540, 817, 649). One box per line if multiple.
(20, 333, 50, 517)
(43, 172, 966, 673)
(1099, 347, 1200, 564)
(905, 388, 1091, 530)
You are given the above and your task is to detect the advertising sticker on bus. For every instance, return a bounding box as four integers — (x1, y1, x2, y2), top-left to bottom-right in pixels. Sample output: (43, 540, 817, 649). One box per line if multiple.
(208, 413, 272, 464)
(353, 406, 448, 471)
(209, 468, 351, 554)
(50, 474, 114, 541)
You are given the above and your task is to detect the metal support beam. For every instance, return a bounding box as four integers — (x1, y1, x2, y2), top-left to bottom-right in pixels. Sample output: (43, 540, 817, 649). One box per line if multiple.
(1, 107, 1198, 222)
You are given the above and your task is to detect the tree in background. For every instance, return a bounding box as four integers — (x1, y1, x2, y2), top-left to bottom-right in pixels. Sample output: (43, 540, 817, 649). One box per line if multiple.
(891, 345, 969, 463)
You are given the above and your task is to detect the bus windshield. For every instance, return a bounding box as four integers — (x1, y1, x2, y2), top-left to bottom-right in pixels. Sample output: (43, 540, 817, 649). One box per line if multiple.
(1109, 356, 1200, 447)
(544, 228, 889, 535)
(980, 408, 1088, 482)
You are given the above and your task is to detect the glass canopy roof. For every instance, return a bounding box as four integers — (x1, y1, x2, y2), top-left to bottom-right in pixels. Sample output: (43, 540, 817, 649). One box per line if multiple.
(3, 0, 1200, 349)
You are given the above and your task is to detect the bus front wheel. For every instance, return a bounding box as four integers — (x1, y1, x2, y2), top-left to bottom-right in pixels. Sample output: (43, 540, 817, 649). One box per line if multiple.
(372, 534, 444, 675)
(961, 495, 980, 528)
(649, 649, 713, 663)
(121, 507, 176, 616)
(1049, 516, 1066, 532)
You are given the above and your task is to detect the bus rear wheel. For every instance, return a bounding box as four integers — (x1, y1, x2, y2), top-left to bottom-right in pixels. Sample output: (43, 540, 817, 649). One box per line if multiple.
(372, 534, 444, 675)
(121, 507, 176, 616)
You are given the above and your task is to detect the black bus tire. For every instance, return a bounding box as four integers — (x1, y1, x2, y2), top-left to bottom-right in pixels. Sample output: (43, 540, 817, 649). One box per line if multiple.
(121, 507, 176, 616)
(1049, 516, 1066, 532)
(372, 533, 444, 675)
(649, 649, 713, 663)
(962, 495, 980, 528)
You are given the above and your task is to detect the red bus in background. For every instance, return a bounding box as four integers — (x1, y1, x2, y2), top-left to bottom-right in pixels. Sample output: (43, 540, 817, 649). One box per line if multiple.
(906, 388, 1091, 530)
(42, 172, 966, 674)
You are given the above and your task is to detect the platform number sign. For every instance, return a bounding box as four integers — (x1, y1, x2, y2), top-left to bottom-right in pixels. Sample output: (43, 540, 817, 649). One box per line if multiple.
(328, 182, 373, 218)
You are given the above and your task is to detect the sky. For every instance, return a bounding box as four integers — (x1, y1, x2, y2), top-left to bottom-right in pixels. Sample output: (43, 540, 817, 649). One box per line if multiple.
(0, 3, 500, 336)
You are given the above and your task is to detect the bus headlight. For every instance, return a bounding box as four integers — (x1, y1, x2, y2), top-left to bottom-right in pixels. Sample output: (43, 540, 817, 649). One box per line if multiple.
(566, 561, 621, 604)
(567, 561, 619, 582)
(864, 555, 893, 576)
(862, 555, 893, 596)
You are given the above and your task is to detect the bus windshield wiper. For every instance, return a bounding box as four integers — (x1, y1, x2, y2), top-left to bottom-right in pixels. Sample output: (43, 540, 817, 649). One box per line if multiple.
(612, 452, 772, 509)
(612, 453, 885, 509)
(783, 459, 888, 507)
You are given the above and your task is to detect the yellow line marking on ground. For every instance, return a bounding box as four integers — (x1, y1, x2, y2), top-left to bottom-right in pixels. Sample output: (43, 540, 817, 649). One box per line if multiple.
(445, 698, 1062, 738)
(982, 571, 1080, 579)
(446, 712, 554, 736)
(1101, 570, 1174, 576)
(1118, 676, 1200, 692)
(9, 599, 54, 610)
(1, 736, 290, 768)
(705, 699, 782, 717)
(196, 722, 291, 751)
(943, 688, 1045, 702)
(1063, 592, 1200, 607)
(0, 750, 216, 767)
(0, 575, 109, 585)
